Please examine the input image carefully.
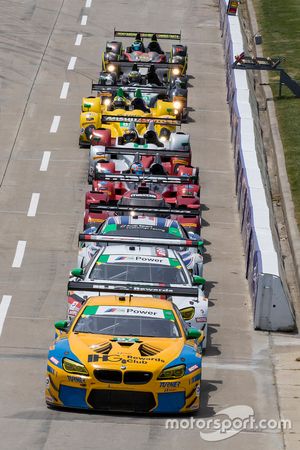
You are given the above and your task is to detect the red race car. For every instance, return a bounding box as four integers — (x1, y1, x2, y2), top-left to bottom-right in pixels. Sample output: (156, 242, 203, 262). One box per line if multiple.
(84, 173, 201, 234)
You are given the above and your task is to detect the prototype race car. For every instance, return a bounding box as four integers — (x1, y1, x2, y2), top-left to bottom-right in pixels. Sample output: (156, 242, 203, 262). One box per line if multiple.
(84, 176, 201, 234)
(102, 30, 188, 74)
(79, 215, 203, 270)
(80, 107, 180, 147)
(92, 79, 188, 121)
(45, 294, 203, 413)
(67, 245, 208, 347)
(87, 124, 192, 182)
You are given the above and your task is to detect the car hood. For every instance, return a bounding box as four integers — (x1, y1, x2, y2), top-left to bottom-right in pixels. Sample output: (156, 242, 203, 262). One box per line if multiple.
(68, 333, 185, 373)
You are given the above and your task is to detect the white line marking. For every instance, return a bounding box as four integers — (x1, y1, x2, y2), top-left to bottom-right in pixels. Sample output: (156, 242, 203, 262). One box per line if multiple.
(60, 82, 69, 99)
(12, 241, 27, 268)
(67, 56, 77, 70)
(27, 193, 40, 217)
(40, 151, 51, 171)
(81, 15, 88, 25)
(75, 34, 83, 46)
(85, 0, 92, 7)
(49, 116, 60, 133)
(204, 361, 261, 371)
(0, 296, 12, 336)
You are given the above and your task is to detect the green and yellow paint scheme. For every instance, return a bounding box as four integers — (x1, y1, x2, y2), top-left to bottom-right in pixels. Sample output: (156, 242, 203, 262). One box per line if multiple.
(79, 94, 180, 146)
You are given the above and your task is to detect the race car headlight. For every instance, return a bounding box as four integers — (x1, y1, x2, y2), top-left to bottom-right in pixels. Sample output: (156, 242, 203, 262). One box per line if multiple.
(180, 306, 195, 320)
(107, 64, 116, 72)
(173, 100, 182, 110)
(172, 68, 181, 76)
(103, 98, 111, 106)
(62, 358, 89, 375)
(158, 364, 185, 380)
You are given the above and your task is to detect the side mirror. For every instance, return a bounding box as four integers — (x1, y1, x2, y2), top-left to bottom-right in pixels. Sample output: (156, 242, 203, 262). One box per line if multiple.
(71, 268, 84, 278)
(187, 328, 202, 340)
(55, 320, 68, 331)
(197, 240, 204, 249)
(193, 275, 206, 286)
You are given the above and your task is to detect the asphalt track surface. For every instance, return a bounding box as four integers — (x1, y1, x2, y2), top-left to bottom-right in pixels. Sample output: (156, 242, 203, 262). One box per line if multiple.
(0, 0, 284, 449)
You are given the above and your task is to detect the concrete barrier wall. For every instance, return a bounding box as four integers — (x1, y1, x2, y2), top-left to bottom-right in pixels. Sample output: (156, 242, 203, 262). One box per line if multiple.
(219, 0, 295, 330)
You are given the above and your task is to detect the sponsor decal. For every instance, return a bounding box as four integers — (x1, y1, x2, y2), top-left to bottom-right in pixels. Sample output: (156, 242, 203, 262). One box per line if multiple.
(88, 354, 165, 364)
(111, 337, 140, 343)
(84, 305, 166, 318)
(196, 384, 201, 396)
(45, 377, 50, 386)
(50, 356, 59, 366)
(131, 193, 157, 199)
(196, 317, 207, 323)
(188, 364, 199, 373)
(156, 247, 167, 257)
(67, 375, 86, 383)
(102, 255, 168, 265)
(160, 381, 180, 388)
(102, 115, 179, 125)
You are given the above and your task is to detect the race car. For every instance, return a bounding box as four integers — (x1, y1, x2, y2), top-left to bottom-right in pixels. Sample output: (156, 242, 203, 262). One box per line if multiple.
(87, 123, 192, 182)
(77, 216, 204, 274)
(102, 30, 188, 74)
(67, 245, 208, 347)
(92, 78, 188, 121)
(79, 105, 180, 147)
(84, 177, 201, 234)
(45, 294, 203, 413)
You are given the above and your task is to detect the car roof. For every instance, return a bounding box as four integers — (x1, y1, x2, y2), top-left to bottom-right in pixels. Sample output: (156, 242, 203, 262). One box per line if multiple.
(104, 215, 181, 228)
(85, 295, 175, 310)
(101, 245, 178, 258)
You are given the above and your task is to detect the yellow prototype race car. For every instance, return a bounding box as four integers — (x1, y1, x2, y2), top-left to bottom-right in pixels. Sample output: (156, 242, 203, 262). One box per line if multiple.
(45, 292, 203, 413)
(79, 88, 180, 147)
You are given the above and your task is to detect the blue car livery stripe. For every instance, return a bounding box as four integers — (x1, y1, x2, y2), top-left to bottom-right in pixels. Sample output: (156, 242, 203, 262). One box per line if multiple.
(163, 344, 202, 374)
(154, 392, 186, 413)
(48, 338, 84, 369)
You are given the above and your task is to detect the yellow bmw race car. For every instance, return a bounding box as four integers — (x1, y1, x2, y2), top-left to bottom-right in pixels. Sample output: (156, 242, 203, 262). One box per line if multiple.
(45, 294, 203, 413)
(79, 89, 180, 147)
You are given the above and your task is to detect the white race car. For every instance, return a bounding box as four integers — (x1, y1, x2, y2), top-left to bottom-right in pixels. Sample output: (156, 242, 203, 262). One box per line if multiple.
(78, 215, 204, 275)
(68, 244, 208, 348)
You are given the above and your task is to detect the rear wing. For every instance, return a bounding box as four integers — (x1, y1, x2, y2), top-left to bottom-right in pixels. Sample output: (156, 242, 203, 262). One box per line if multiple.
(103, 61, 183, 70)
(78, 234, 203, 248)
(101, 115, 181, 126)
(92, 83, 169, 94)
(89, 204, 200, 216)
(94, 173, 198, 184)
(94, 147, 190, 158)
(68, 281, 198, 298)
(114, 30, 181, 40)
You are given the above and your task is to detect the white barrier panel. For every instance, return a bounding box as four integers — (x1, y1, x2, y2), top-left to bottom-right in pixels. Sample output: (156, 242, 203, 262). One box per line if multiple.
(219, 0, 295, 330)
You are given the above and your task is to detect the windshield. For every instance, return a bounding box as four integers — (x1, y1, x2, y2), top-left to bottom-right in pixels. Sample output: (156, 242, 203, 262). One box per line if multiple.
(89, 255, 188, 284)
(74, 305, 180, 337)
